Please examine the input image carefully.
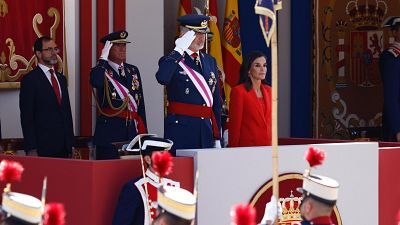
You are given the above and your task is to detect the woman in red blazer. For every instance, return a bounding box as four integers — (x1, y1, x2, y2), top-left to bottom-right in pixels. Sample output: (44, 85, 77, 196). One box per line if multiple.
(228, 51, 271, 147)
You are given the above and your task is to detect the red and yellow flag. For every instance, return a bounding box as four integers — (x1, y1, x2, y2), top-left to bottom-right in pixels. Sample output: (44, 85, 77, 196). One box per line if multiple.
(178, 0, 192, 18)
(177, 0, 192, 35)
(208, 0, 223, 72)
(222, 0, 243, 106)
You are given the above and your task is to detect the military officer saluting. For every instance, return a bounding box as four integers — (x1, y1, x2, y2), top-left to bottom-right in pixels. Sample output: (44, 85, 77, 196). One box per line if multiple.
(156, 14, 222, 154)
(90, 30, 147, 159)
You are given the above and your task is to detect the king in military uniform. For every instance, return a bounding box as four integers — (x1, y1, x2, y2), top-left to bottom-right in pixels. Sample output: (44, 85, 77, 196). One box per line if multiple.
(90, 30, 147, 159)
(156, 14, 222, 154)
(112, 135, 179, 225)
(379, 16, 400, 142)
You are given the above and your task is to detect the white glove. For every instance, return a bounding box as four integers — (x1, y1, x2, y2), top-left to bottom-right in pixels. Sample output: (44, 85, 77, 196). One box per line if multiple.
(100, 40, 113, 60)
(214, 140, 222, 148)
(259, 196, 282, 225)
(174, 30, 196, 55)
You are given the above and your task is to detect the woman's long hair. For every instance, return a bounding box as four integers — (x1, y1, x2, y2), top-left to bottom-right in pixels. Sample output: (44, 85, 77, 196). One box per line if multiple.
(238, 51, 268, 91)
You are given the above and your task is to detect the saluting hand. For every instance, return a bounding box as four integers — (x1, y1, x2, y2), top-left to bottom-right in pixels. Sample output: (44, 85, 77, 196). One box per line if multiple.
(100, 40, 113, 60)
(174, 30, 196, 55)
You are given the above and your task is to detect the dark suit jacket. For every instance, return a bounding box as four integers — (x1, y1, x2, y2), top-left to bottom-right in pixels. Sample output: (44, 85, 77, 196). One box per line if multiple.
(156, 50, 222, 152)
(228, 83, 271, 147)
(19, 66, 74, 157)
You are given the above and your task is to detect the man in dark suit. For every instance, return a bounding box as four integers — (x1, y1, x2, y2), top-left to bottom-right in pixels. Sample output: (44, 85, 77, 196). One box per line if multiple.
(90, 30, 147, 160)
(156, 14, 222, 154)
(379, 16, 400, 142)
(19, 36, 74, 158)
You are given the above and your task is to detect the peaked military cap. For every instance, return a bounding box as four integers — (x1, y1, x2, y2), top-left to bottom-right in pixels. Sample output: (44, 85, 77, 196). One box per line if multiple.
(382, 16, 400, 28)
(178, 14, 210, 33)
(100, 30, 131, 44)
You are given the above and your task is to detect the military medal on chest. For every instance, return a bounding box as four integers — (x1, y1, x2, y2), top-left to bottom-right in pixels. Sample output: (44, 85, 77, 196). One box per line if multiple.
(209, 72, 217, 93)
(131, 74, 140, 90)
(111, 91, 117, 99)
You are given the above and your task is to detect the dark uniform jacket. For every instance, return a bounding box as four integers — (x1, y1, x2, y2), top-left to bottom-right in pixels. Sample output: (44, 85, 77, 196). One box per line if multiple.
(90, 60, 147, 158)
(19, 66, 74, 157)
(379, 42, 400, 141)
(156, 50, 222, 152)
(112, 170, 179, 225)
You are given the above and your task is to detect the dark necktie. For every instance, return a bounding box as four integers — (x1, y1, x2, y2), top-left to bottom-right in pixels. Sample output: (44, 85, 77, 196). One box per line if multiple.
(49, 69, 61, 105)
(118, 65, 127, 86)
(191, 53, 202, 73)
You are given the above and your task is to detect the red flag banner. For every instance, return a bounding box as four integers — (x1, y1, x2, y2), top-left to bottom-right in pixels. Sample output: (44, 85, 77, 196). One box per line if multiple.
(222, 0, 243, 106)
(179, 0, 192, 16)
(0, 0, 64, 88)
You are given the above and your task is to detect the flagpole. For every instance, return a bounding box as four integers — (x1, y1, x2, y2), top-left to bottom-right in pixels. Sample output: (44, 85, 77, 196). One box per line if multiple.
(204, 0, 210, 53)
(271, 26, 279, 211)
(255, 1, 282, 223)
(270, 2, 283, 223)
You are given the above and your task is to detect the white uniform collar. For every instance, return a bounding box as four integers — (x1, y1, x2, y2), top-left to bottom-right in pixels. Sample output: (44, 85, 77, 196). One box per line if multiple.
(389, 41, 400, 57)
(38, 63, 55, 74)
(108, 60, 124, 73)
(145, 169, 160, 183)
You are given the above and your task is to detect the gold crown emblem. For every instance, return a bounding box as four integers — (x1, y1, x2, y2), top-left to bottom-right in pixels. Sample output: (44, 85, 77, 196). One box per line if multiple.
(120, 31, 127, 38)
(346, 0, 387, 30)
(278, 191, 302, 224)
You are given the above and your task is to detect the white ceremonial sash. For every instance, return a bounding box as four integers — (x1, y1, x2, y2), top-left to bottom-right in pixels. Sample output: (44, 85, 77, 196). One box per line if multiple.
(178, 59, 213, 107)
(104, 71, 138, 112)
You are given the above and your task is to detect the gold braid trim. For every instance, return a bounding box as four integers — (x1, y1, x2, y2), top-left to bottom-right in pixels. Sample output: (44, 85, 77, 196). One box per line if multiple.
(92, 74, 130, 117)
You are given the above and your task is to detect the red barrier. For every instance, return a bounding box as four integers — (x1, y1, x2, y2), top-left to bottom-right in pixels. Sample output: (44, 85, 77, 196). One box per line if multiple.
(379, 147, 400, 225)
(0, 155, 193, 225)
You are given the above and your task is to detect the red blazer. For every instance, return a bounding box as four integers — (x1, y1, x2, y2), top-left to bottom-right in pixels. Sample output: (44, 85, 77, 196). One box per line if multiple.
(228, 83, 272, 147)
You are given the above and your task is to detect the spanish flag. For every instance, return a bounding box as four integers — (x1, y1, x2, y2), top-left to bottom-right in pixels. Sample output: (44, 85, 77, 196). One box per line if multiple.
(222, 0, 243, 106)
(209, 0, 223, 72)
(178, 0, 192, 17)
(177, 0, 192, 36)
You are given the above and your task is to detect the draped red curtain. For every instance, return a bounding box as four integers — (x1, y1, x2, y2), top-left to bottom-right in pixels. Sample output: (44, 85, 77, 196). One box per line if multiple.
(0, 0, 64, 88)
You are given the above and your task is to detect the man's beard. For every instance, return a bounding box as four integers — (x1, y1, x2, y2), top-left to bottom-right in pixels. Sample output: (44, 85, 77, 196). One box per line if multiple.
(190, 42, 204, 51)
(43, 57, 57, 65)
